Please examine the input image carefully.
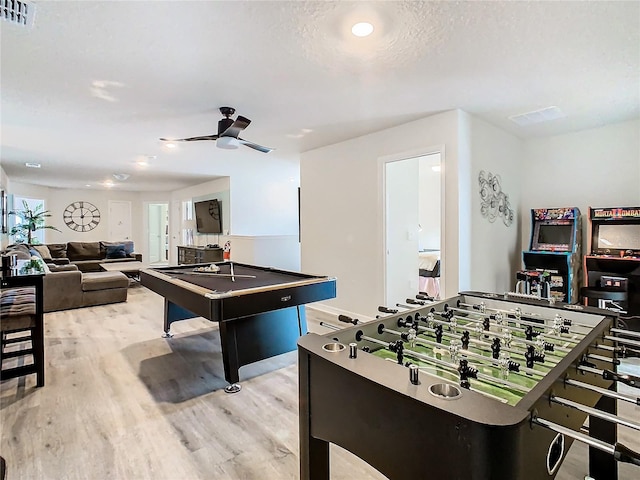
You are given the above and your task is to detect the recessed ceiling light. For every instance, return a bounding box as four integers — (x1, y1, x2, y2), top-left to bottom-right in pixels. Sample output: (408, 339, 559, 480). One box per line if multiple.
(165, 143, 176, 149)
(25, 162, 41, 168)
(113, 173, 130, 181)
(136, 160, 148, 166)
(85, 184, 91, 187)
(102, 181, 115, 188)
(352, 22, 374, 37)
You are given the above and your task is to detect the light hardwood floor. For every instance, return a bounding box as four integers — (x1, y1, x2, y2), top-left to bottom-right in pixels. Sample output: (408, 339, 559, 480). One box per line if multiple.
(1, 286, 638, 479)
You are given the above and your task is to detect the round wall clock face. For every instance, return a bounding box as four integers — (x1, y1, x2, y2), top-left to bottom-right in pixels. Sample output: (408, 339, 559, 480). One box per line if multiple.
(63, 201, 101, 232)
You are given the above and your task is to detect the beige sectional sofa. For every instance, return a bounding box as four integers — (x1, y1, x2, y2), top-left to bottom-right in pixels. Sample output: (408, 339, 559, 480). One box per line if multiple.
(39, 241, 142, 272)
(2, 242, 133, 312)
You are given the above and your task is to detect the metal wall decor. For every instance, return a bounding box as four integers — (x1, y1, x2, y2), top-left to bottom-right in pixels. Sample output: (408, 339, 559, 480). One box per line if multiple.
(478, 170, 514, 227)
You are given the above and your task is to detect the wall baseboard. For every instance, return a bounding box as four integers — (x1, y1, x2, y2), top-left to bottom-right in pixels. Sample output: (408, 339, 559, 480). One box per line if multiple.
(306, 303, 375, 324)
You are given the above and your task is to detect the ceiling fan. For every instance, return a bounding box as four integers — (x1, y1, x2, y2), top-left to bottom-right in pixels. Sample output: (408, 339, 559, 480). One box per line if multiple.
(160, 107, 273, 153)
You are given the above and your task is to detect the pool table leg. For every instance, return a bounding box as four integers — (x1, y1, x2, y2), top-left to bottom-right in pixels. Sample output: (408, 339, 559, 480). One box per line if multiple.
(163, 300, 198, 338)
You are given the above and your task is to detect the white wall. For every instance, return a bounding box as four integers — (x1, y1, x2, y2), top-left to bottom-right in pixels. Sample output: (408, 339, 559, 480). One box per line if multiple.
(170, 176, 301, 268)
(301, 110, 462, 317)
(521, 119, 640, 252)
(468, 115, 523, 293)
(301, 109, 525, 317)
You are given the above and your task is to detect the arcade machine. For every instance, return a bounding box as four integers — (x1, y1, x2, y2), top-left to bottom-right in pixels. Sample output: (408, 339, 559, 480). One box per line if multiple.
(583, 206, 640, 330)
(516, 207, 582, 303)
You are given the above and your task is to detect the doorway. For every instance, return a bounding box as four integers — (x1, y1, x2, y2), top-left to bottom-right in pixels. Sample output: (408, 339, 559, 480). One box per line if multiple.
(147, 203, 169, 265)
(384, 152, 442, 306)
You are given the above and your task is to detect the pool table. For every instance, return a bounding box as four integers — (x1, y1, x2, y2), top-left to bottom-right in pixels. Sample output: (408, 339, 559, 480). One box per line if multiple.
(140, 262, 336, 392)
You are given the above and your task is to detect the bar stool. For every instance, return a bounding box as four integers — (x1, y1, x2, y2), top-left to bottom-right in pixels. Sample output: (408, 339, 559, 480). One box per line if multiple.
(0, 286, 45, 386)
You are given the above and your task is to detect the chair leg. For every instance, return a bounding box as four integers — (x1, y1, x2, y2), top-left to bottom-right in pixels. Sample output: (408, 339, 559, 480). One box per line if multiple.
(31, 326, 45, 387)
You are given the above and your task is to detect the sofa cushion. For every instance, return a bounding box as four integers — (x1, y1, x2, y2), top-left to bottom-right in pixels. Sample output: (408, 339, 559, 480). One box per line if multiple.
(67, 242, 101, 261)
(100, 241, 134, 258)
(47, 243, 68, 259)
(32, 245, 53, 260)
(105, 244, 127, 259)
(81, 272, 129, 291)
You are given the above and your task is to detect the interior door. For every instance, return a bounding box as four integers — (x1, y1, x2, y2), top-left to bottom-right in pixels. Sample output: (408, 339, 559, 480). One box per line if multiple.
(108, 200, 132, 241)
(385, 159, 420, 307)
(147, 204, 164, 264)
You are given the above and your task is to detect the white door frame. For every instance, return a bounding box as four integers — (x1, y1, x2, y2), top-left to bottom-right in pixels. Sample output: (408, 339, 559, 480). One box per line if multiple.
(379, 145, 446, 305)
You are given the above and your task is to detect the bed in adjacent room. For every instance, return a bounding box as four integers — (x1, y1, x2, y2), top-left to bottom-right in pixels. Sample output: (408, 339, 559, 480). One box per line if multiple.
(418, 250, 440, 299)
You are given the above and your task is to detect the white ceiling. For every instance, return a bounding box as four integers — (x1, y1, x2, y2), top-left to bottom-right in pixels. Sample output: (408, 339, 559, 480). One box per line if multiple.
(1, 1, 638, 192)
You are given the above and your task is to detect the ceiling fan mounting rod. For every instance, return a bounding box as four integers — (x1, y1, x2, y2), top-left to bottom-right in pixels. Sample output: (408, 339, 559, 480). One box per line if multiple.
(220, 106, 235, 118)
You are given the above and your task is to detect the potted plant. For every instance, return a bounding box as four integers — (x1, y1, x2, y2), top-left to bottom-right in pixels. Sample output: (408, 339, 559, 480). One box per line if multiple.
(9, 200, 61, 244)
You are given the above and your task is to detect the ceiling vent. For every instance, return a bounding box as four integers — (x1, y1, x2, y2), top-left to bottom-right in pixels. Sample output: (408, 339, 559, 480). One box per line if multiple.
(113, 173, 130, 181)
(1, 0, 34, 27)
(508, 106, 566, 127)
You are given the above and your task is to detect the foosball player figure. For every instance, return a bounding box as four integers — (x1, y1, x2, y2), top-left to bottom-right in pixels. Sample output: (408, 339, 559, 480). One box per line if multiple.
(457, 359, 478, 389)
(525, 345, 545, 368)
(491, 337, 501, 359)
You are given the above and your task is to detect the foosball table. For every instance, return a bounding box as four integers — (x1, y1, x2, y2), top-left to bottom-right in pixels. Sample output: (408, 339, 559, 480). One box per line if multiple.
(298, 291, 640, 480)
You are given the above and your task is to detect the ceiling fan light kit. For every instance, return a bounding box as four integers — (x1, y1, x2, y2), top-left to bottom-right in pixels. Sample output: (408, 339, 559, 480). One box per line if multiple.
(160, 106, 273, 153)
(216, 137, 239, 150)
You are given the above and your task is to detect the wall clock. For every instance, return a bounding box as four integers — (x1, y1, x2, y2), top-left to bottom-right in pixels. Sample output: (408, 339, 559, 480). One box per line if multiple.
(63, 201, 101, 232)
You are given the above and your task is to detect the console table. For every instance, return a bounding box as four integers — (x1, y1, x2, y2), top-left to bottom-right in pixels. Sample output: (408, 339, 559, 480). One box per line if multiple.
(177, 246, 223, 265)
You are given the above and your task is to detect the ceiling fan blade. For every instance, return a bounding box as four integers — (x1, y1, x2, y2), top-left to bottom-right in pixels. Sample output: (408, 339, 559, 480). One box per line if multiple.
(220, 116, 251, 138)
(160, 135, 218, 142)
(237, 138, 274, 153)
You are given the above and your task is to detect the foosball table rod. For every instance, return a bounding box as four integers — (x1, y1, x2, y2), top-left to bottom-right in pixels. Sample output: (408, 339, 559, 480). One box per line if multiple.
(578, 364, 640, 389)
(414, 314, 564, 362)
(430, 311, 575, 353)
(356, 331, 531, 394)
(532, 417, 640, 467)
(611, 328, 640, 339)
(604, 335, 640, 350)
(564, 377, 640, 405)
(442, 306, 585, 343)
(550, 395, 640, 431)
(380, 325, 544, 379)
(457, 300, 596, 330)
(398, 317, 558, 367)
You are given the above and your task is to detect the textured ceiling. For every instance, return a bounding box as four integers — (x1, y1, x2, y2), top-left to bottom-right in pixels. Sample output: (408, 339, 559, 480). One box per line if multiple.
(1, 1, 638, 191)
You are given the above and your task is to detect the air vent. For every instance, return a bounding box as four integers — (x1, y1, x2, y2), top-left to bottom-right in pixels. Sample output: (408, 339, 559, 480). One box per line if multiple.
(508, 106, 566, 127)
(1, 0, 34, 27)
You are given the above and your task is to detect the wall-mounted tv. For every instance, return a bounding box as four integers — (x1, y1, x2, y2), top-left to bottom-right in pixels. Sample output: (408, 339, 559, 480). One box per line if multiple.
(194, 199, 222, 234)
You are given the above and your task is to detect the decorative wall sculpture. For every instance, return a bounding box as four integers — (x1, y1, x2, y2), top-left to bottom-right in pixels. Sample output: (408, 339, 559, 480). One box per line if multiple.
(478, 170, 514, 227)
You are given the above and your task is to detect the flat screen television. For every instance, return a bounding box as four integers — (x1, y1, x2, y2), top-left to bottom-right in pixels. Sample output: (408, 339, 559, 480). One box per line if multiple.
(194, 199, 222, 234)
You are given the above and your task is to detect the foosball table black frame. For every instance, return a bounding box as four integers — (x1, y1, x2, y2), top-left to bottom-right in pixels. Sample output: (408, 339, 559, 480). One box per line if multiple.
(298, 291, 639, 480)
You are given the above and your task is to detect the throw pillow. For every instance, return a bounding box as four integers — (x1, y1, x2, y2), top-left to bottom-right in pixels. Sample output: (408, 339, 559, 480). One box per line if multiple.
(47, 243, 68, 259)
(105, 244, 127, 259)
(67, 242, 101, 261)
(29, 248, 43, 259)
(32, 245, 53, 260)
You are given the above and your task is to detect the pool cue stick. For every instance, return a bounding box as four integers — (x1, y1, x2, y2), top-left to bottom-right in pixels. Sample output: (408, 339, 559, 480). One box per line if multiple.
(167, 271, 256, 279)
(230, 262, 235, 282)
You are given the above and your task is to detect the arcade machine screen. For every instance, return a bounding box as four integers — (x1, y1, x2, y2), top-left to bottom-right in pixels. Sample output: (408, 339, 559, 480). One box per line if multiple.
(597, 224, 640, 251)
(537, 224, 573, 249)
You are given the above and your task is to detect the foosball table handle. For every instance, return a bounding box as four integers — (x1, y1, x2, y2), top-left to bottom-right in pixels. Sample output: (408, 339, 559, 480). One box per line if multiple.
(338, 314, 359, 325)
(614, 442, 640, 466)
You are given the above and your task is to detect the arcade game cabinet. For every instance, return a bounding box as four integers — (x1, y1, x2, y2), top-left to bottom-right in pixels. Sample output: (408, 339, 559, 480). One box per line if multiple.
(517, 207, 582, 303)
(583, 206, 640, 329)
